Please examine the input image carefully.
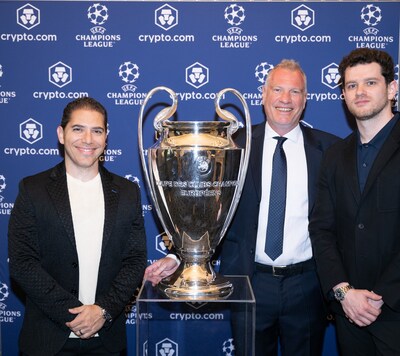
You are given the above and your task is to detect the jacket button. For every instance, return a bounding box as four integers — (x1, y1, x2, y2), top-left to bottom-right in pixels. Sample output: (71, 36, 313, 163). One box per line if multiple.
(358, 223, 364, 229)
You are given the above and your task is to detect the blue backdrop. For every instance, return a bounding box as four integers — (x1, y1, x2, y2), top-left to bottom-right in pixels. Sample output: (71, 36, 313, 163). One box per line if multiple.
(0, 1, 399, 355)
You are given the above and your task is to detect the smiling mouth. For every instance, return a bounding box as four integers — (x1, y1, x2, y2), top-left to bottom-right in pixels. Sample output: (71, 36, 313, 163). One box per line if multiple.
(276, 107, 293, 112)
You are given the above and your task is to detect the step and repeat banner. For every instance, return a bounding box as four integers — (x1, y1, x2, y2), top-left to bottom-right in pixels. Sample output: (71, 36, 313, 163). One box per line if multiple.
(0, 1, 399, 355)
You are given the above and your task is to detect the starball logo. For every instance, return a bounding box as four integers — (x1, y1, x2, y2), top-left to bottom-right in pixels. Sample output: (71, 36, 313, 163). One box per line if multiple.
(348, 4, 394, 49)
(0, 280, 22, 323)
(212, 4, 258, 49)
(75, 3, 122, 48)
(0, 175, 14, 216)
(236, 61, 273, 107)
(0, 64, 17, 104)
(106, 61, 147, 106)
(0, 3, 57, 43)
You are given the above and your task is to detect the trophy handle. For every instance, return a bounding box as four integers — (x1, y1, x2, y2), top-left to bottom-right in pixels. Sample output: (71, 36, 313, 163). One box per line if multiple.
(138, 86, 178, 238)
(215, 88, 252, 244)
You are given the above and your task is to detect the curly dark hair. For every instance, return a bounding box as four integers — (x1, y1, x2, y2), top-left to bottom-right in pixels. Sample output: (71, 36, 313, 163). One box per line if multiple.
(60, 97, 108, 129)
(338, 48, 395, 88)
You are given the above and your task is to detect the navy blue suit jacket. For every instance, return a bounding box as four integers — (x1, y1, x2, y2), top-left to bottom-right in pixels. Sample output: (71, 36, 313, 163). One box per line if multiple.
(219, 121, 339, 277)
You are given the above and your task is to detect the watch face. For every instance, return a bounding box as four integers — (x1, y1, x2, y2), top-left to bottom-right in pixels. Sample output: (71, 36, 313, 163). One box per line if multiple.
(335, 289, 344, 301)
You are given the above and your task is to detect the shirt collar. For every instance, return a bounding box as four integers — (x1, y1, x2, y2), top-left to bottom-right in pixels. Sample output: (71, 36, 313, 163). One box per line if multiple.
(265, 121, 302, 143)
(357, 114, 399, 148)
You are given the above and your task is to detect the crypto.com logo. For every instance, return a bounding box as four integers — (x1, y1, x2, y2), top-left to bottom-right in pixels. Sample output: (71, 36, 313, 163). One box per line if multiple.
(155, 4, 178, 31)
(20, 118, 43, 144)
(156, 338, 178, 356)
(291, 5, 315, 32)
(321, 63, 341, 89)
(155, 232, 171, 255)
(17, 3, 40, 30)
(49, 61, 72, 88)
(186, 62, 209, 89)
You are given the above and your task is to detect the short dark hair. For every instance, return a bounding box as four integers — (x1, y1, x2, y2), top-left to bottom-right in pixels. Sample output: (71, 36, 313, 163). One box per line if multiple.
(339, 48, 395, 87)
(60, 97, 108, 129)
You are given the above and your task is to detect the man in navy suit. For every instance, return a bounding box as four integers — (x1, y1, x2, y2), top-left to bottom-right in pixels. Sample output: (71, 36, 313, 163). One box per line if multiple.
(310, 49, 400, 355)
(8, 97, 147, 356)
(145, 59, 339, 355)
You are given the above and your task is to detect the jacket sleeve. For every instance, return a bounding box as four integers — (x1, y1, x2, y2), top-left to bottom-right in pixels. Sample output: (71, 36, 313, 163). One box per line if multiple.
(8, 179, 82, 330)
(309, 150, 348, 297)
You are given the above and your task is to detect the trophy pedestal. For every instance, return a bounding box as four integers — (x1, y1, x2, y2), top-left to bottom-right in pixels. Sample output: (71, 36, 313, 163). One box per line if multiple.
(136, 275, 255, 356)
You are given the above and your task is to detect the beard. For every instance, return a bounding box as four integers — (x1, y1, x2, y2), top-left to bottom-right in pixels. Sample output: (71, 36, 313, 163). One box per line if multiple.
(349, 99, 389, 122)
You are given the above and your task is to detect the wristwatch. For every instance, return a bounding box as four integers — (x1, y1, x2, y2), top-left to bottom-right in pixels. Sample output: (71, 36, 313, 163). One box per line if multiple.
(101, 308, 112, 323)
(334, 284, 354, 301)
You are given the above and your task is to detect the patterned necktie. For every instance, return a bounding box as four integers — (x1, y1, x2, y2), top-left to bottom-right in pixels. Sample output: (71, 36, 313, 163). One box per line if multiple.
(265, 136, 287, 261)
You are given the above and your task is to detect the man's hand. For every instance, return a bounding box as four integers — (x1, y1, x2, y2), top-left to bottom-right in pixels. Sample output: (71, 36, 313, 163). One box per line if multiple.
(341, 289, 382, 327)
(66, 304, 105, 339)
(144, 257, 179, 286)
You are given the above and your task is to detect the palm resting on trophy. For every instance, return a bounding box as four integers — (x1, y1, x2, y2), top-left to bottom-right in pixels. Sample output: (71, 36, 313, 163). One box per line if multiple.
(139, 86, 251, 300)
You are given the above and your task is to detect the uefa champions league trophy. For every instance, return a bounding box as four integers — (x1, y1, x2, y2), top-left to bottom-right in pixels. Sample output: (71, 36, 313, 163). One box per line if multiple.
(138, 86, 251, 300)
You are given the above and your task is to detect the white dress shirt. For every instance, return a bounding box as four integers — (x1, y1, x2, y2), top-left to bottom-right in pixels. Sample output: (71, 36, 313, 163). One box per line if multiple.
(255, 123, 312, 266)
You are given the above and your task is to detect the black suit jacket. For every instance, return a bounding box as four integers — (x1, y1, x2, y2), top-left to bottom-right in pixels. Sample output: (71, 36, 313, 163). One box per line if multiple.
(309, 112, 400, 320)
(219, 121, 339, 277)
(8, 162, 147, 356)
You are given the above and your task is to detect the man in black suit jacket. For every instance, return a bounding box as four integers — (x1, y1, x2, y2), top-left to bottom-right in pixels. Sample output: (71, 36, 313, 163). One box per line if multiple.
(145, 60, 339, 355)
(310, 49, 400, 355)
(8, 97, 147, 356)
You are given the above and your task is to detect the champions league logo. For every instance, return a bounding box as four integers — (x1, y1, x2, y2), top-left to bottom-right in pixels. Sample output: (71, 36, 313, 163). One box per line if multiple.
(106, 61, 146, 106)
(0, 64, 17, 104)
(0, 281, 23, 323)
(255, 62, 274, 93)
(348, 4, 394, 49)
(88, 3, 109, 27)
(211, 4, 257, 49)
(0, 175, 6, 194)
(119, 61, 140, 88)
(75, 3, 121, 47)
(224, 4, 246, 34)
(222, 338, 235, 356)
(361, 4, 382, 31)
(0, 175, 13, 215)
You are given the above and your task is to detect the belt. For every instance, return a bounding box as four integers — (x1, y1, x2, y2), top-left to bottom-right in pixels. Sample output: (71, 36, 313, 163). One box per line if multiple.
(255, 258, 316, 277)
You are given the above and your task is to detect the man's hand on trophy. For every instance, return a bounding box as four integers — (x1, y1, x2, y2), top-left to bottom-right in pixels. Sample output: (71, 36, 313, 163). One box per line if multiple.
(144, 256, 180, 286)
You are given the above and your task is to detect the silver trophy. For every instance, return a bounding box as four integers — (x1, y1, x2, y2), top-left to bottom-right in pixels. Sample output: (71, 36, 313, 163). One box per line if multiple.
(138, 86, 251, 300)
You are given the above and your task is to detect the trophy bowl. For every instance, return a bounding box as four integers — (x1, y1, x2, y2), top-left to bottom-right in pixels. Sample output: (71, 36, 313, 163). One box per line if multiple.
(138, 86, 251, 300)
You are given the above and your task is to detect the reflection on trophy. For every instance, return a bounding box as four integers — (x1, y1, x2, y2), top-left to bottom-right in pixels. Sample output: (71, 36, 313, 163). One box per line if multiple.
(138, 86, 251, 300)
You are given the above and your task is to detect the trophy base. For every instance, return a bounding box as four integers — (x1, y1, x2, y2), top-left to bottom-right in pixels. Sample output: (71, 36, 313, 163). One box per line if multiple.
(158, 263, 234, 300)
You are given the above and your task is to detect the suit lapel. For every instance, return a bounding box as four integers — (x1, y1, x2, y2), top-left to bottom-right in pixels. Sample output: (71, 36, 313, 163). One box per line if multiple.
(302, 126, 322, 215)
(342, 134, 362, 204)
(47, 163, 76, 249)
(250, 122, 265, 201)
(362, 116, 400, 199)
(100, 167, 119, 252)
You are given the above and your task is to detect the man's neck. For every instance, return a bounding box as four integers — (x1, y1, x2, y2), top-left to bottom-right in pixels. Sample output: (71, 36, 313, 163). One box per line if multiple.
(357, 111, 394, 144)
